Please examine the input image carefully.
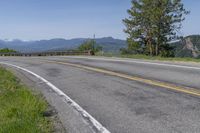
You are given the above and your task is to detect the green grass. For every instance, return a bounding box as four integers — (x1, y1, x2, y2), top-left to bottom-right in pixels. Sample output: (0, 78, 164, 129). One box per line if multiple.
(96, 52, 200, 63)
(0, 67, 52, 133)
(120, 54, 200, 62)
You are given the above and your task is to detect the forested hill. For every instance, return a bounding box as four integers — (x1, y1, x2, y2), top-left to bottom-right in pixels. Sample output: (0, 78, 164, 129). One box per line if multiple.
(174, 35, 200, 58)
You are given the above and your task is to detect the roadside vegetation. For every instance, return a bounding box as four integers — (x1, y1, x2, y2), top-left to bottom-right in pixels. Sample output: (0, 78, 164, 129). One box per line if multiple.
(96, 0, 200, 62)
(0, 66, 52, 133)
(96, 52, 200, 63)
(78, 39, 102, 55)
(0, 48, 17, 53)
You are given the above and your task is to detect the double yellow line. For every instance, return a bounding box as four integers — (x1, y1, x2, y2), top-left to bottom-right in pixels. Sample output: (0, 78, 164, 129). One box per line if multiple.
(45, 60, 200, 97)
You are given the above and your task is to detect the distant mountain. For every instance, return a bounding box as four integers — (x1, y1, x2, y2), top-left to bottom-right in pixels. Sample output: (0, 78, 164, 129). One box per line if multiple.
(4, 35, 199, 58)
(0, 37, 126, 53)
(173, 35, 200, 58)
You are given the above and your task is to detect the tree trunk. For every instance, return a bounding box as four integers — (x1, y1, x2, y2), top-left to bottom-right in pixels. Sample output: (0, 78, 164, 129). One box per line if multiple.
(155, 43, 158, 56)
(148, 39, 153, 56)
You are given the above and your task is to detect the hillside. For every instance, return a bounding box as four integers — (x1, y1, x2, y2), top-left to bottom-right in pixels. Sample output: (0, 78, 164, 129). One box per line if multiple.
(174, 35, 200, 58)
(0, 37, 126, 53)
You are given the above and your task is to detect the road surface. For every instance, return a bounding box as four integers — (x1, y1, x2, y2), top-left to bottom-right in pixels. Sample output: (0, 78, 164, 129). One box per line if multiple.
(1, 56, 200, 133)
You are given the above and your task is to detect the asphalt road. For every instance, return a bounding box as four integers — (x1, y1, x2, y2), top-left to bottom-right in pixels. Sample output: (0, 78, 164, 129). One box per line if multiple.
(1, 56, 200, 133)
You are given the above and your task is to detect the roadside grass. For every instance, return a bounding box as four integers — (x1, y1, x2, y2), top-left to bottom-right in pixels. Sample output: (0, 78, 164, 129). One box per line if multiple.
(120, 54, 200, 62)
(96, 52, 200, 63)
(0, 66, 52, 133)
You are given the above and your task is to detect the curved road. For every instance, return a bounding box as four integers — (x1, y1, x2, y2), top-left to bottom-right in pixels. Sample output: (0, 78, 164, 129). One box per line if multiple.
(1, 56, 200, 133)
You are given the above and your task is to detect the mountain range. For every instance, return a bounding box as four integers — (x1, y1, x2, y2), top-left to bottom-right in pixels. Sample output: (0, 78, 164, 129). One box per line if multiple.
(0, 35, 200, 58)
(0, 37, 126, 53)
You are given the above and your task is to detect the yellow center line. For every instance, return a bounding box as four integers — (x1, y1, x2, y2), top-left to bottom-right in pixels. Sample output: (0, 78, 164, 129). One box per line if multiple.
(45, 60, 200, 97)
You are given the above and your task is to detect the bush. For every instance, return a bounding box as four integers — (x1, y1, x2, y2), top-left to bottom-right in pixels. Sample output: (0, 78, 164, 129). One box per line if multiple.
(0, 48, 17, 53)
(78, 40, 102, 54)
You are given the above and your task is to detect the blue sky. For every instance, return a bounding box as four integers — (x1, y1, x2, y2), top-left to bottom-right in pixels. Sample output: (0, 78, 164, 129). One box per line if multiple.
(0, 0, 199, 40)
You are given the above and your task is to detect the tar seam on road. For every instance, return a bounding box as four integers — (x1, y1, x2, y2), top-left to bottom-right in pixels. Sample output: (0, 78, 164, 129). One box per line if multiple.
(0, 62, 111, 133)
(45, 60, 200, 97)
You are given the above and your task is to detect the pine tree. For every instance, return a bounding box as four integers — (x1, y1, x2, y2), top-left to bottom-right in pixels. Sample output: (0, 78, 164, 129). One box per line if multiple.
(123, 0, 189, 57)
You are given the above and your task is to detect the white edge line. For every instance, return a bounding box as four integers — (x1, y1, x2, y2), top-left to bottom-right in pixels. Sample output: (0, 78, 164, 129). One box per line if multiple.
(0, 62, 110, 133)
(64, 56, 200, 70)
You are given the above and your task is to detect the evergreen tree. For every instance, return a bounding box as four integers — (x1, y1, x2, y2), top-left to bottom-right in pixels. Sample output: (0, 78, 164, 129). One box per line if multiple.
(123, 0, 189, 57)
